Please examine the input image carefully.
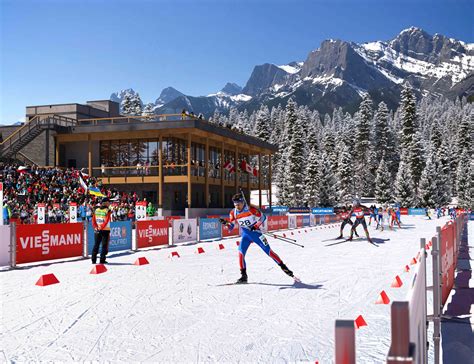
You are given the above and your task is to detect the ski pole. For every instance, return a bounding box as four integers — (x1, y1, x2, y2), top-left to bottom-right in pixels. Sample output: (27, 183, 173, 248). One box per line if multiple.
(264, 231, 297, 242)
(264, 232, 304, 248)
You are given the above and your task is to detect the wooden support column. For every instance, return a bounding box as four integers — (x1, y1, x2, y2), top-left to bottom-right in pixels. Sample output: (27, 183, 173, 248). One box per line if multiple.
(258, 153, 262, 209)
(235, 146, 239, 194)
(268, 153, 272, 208)
(246, 150, 251, 201)
(88, 134, 92, 176)
(220, 142, 225, 208)
(55, 139, 59, 167)
(159, 135, 163, 208)
(205, 138, 209, 208)
(187, 133, 192, 208)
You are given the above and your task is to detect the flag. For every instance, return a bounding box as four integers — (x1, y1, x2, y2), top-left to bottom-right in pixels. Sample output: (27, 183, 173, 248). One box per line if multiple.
(17, 166, 29, 174)
(78, 172, 88, 191)
(88, 187, 105, 197)
(223, 161, 235, 173)
(239, 160, 258, 177)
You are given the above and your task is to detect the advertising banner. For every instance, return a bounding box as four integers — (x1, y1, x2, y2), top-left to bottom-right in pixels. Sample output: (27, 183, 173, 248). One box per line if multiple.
(199, 218, 222, 241)
(400, 208, 409, 215)
(69, 203, 77, 223)
(440, 222, 456, 305)
(302, 215, 311, 226)
(136, 201, 147, 221)
(289, 207, 310, 214)
(87, 221, 132, 255)
(408, 208, 426, 216)
(270, 206, 289, 213)
(267, 216, 280, 231)
(172, 219, 197, 244)
(37, 203, 46, 224)
(408, 248, 427, 364)
(0, 225, 11, 266)
(310, 214, 316, 226)
(222, 222, 240, 237)
(311, 207, 334, 215)
(278, 215, 288, 230)
(136, 220, 169, 248)
(16, 223, 83, 264)
(0, 182, 3, 225)
(296, 216, 304, 227)
(288, 215, 297, 229)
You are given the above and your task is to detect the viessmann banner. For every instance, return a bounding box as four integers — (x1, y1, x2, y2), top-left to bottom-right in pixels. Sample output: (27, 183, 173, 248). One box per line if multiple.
(87, 221, 132, 255)
(16, 223, 84, 264)
(136, 220, 169, 248)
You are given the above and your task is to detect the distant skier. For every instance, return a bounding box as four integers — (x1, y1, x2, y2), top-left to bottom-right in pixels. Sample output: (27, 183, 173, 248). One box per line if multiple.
(219, 193, 295, 284)
(347, 200, 373, 243)
(368, 205, 377, 225)
(337, 205, 360, 239)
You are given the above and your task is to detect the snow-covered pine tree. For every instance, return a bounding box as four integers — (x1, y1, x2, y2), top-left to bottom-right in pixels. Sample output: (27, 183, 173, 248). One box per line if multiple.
(285, 116, 306, 206)
(131, 93, 143, 115)
(418, 153, 437, 207)
(375, 157, 392, 203)
(409, 130, 425, 186)
(275, 100, 298, 206)
(456, 148, 471, 208)
(254, 105, 271, 142)
(337, 145, 354, 204)
(467, 159, 474, 209)
(322, 130, 338, 173)
(399, 85, 417, 151)
(304, 148, 320, 207)
(142, 103, 154, 116)
(121, 94, 133, 115)
(394, 158, 416, 207)
(318, 153, 337, 207)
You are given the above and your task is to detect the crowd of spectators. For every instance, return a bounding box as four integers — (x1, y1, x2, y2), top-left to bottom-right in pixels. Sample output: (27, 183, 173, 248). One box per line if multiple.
(1, 164, 151, 224)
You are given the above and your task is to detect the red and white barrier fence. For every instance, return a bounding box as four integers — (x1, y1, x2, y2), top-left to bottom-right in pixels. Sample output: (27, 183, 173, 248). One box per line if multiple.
(386, 213, 467, 364)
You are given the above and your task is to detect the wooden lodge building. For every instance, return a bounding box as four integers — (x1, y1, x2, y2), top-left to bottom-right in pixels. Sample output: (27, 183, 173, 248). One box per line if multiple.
(0, 100, 278, 215)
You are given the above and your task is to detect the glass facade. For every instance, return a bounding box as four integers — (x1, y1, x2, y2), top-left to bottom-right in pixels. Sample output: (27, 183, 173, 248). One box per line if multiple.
(97, 138, 267, 185)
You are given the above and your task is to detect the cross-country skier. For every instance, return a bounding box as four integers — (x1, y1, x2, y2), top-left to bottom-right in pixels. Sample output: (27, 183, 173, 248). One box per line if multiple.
(219, 193, 294, 284)
(337, 205, 360, 239)
(347, 200, 373, 243)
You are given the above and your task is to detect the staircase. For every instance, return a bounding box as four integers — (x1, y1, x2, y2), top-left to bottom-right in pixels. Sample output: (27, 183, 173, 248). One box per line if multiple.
(0, 114, 76, 160)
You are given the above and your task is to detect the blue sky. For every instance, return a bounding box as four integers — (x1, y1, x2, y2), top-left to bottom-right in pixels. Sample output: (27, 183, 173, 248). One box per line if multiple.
(1, 0, 473, 123)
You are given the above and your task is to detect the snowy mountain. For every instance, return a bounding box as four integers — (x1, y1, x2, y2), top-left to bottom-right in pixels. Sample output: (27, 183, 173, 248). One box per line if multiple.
(154, 87, 185, 108)
(111, 27, 473, 117)
(221, 83, 242, 96)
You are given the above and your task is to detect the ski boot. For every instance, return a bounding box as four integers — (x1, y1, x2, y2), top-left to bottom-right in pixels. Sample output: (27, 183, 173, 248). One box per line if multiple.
(236, 269, 248, 284)
(336, 234, 343, 239)
(279, 263, 294, 278)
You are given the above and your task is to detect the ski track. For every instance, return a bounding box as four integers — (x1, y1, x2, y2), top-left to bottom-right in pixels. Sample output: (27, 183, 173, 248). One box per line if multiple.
(0, 216, 449, 362)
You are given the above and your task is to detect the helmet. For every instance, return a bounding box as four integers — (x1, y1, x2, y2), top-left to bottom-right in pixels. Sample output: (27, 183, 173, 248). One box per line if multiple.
(232, 193, 245, 204)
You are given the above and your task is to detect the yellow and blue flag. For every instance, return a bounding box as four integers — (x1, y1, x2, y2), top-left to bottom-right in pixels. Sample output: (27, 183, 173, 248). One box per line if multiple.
(89, 187, 106, 197)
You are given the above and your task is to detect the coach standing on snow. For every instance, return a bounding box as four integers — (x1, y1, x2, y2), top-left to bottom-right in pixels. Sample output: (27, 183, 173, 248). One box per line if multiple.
(91, 197, 111, 264)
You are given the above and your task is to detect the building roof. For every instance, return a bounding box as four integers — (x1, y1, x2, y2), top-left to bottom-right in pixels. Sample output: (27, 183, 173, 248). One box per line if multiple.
(68, 118, 278, 152)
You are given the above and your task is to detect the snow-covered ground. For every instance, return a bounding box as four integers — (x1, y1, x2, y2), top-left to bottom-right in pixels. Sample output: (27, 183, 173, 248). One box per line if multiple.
(0, 216, 450, 362)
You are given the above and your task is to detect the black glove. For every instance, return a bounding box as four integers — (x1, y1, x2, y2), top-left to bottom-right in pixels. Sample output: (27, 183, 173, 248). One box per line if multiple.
(249, 224, 257, 231)
(219, 218, 229, 226)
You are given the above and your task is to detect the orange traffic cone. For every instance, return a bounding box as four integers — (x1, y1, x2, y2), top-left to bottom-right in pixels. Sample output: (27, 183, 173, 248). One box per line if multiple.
(90, 264, 107, 275)
(355, 315, 367, 329)
(35, 273, 59, 286)
(375, 290, 390, 304)
(404, 265, 410, 272)
(391, 275, 403, 288)
(410, 257, 417, 265)
(134, 257, 149, 266)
